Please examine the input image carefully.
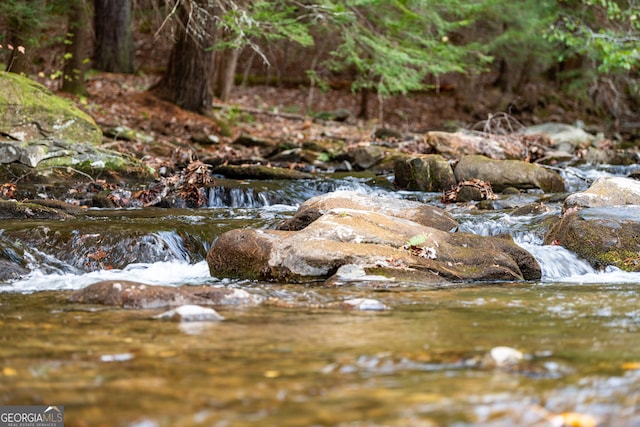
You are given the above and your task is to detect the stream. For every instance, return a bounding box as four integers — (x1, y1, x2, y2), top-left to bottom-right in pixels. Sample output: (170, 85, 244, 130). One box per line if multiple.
(1, 164, 640, 426)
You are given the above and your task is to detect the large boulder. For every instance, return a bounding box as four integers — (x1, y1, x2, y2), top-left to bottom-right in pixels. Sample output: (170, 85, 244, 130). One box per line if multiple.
(208, 193, 541, 283)
(277, 190, 458, 232)
(544, 206, 640, 272)
(454, 155, 565, 193)
(563, 176, 640, 211)
(0, 72, 153, 182)
(393, 154, 457, 192)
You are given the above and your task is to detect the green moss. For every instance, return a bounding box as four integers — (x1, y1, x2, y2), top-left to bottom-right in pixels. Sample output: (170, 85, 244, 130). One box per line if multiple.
(600, 250, 640, 272)
(0, 71, 102, 146)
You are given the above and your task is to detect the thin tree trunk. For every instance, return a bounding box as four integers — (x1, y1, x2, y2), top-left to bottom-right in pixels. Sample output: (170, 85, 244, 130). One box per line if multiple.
(215, 48, 240, 102)
(94, 0, 135, 73)
(358, 89, 370, 119)
(61, 0, 90, 95)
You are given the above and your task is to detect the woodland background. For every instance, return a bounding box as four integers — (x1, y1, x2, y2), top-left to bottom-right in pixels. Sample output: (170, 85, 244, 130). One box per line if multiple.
(0, 0, 638, 139)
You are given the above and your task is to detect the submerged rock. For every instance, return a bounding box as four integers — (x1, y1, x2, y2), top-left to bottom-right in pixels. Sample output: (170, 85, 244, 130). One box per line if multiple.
(208, 192, 541, 283)
(154, 304, 224, 322)
(71, 280, 261, 309)
(454, 155, 565, 193)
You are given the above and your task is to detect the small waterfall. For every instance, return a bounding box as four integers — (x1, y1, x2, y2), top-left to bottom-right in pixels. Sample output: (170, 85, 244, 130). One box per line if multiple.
(518, 243, 596, 281)
(206, 177, 395, 208)
(153, 231, 190, 262)
(457, 212, 599, 282)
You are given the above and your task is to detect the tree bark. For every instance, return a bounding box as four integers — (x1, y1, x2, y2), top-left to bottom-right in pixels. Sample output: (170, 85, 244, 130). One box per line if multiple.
(93, 0, 135, 73)
(150, 0, 216, 114)
(61, 0, 90, 95)
(215, 47, 240, 102)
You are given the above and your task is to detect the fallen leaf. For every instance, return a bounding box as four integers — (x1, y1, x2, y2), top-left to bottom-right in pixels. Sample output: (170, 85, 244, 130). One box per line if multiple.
(2, 367, 18, 376)
(622, 362, 640, 370)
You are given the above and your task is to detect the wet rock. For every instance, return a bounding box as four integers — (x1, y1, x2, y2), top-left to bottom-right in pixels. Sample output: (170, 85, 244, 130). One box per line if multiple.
(71, 280, 261, 309)
(0, 260, 28, 281)
(563, 176, 640, 211)
(393, 154, 457, 192)
(211, 163, 315, 180)
(277, 190, 458, 232)
(208, 195, 541, 283)
(544, 206, 640, 272)
(454, 155, 565, 193)
(154, 304, 224, 322)
(511, 202, 551, 216)
(0, 199, 72, 220)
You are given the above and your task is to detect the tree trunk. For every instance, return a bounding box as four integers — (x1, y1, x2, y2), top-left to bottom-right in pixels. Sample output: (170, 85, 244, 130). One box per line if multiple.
(215, 48, 240, 102)
(93, 0, 135, 73)
(61, 0, 90, 95)
(150, 0, 215, 114)
(358, 89, 370, 119)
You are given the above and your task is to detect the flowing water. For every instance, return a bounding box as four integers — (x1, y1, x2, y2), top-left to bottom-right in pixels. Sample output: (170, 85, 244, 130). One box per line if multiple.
(1, 167, 640, 426)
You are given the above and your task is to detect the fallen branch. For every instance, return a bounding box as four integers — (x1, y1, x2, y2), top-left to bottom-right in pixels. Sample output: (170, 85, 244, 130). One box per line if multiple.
(212, 103, 309, 121)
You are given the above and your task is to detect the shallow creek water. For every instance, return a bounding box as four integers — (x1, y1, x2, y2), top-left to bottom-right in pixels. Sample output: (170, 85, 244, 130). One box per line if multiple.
(1, 166, 640, 426)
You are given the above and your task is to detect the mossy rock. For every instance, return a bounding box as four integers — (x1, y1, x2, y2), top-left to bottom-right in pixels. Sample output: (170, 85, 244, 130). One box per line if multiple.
(544, 206, 640, 272)
(393, 154, 456, 192)
(0, 199, 72, 220)
(0, 72, 155, 182)
(0, 71, 101, 146)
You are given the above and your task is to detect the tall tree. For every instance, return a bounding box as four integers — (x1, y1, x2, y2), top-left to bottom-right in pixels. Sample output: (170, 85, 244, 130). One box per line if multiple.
(61, 0, 91, 95)
(150, 0, 216, 114)
(94, 0, 135, 73)
(319, 0, 490, 119)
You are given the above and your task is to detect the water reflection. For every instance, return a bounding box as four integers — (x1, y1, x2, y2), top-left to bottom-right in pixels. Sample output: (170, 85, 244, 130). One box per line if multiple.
(1, 283, 639, 426)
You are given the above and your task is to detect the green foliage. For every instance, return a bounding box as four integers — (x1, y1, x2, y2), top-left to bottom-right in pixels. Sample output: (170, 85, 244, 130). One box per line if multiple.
(405, 233, 428, 247)
(479, 0, 560, 72)
(321, 0, 492, 96)
(547, 0, 640, 73)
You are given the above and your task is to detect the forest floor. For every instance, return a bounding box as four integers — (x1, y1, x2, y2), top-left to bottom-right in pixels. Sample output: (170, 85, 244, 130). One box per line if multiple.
(66, 71, 599, 169)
